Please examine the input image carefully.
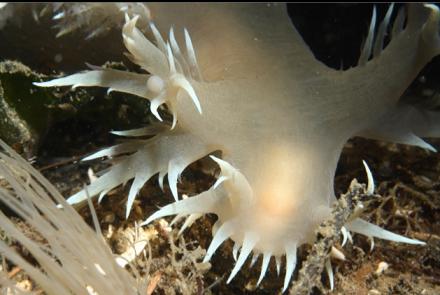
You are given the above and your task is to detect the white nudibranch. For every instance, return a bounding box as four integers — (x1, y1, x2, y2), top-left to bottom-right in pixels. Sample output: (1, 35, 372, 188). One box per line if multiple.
(33, 3, 440, 292)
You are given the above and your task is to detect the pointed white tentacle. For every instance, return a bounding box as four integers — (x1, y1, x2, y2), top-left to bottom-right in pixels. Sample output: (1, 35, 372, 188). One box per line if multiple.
(249, 252, 259, 269)
(282, 242, 297, 292)
(362, 160, 375, 195)
(368, 236, 375, 252)
(169, 27, 190, 77)
(232, 243, 240, 262)
(141, 189, 218, 226)
(341, 226, 349, 247)
(275, 256, 282, 276)
(391, 7, 406, 38)
(34, 69, 152, 99)
(256, 252, 272, 287)
(82, 140, 145, 161)
(203, 219, 238, 263)
(325, 259, 334, 291)
(150, 93, 167, 122)
(67, 161, 133, 205)
(122, 14, 168, 76)
(98, 189, 110, 204)
(422, 4, 440, 48)
(110, 123, 168, 137)
(172, 75, 202, 114)
(126, 172, 152, 218)
(227, 232, 259, 284)
(177, 213, 202, 236)
(184, 28, 202, 80)
(167, 160, 187, 201)
(149, 22, 167, 53)
(170, 214, 184, 227)
(166, 43, 176, 74)
(346, 218, 425, 245)
(158, 171, 166, 191)
(213, 175, 229, 189)
(373, 3, 394, 57)
(359, 6, 377, 65)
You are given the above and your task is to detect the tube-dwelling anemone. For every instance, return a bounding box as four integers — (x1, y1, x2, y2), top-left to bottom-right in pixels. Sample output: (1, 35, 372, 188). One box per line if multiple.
(35, 3, 440, 291)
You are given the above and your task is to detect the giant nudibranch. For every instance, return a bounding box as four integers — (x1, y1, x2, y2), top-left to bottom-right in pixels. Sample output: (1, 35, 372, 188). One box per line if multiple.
(35, 3, 440, 291)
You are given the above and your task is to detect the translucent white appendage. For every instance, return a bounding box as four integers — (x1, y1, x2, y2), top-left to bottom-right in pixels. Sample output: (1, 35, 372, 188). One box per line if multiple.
(227, 232, 259, 284)
(275, 256, 282, 276)
(122, 14, 168, 76)
(358, 6, 377, 65)
(249, 252, 259, 268)
(341, 226, 353, 247)
(232, 243, 240, 262)
(177, 213, 202, 236)
(256, 252, 272, 287)
(70, 131, 213, 218)
(34, 69, 153, 99)
(346, 218, 425, 245)
(282, 243, 297, 292)
(422, 4, 440, 50)
(373, 3, 394, 58)
(203, 219, 238, 263)
(325, 259, 334, 291)
(362, 160, 375, 195)
(141, 189, 218, 226)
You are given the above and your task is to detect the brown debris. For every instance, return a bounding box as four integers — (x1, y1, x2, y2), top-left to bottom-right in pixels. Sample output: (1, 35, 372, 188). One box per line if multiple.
(289, 180, 368, 294)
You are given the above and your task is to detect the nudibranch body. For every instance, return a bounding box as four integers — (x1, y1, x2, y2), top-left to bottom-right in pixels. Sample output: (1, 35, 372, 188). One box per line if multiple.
(35, 3, 440, 291)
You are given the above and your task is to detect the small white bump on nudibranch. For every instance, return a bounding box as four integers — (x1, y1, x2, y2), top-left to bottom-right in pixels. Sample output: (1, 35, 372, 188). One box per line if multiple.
(146, 75, 165, 94)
